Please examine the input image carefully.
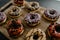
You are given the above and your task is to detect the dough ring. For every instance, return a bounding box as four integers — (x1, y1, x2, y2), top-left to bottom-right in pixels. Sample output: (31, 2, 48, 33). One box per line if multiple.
(26, 28, 46, 40)
(25, 2, 40, 11)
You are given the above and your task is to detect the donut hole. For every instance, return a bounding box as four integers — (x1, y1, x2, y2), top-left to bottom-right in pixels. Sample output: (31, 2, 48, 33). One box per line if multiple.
(9, 20, 21, 29)
(31, 3, 36, 7)
(49, 10, 56, 15)
(30, 15, 35, 19)
(13, 9, 17, 12)
(33, 34, 39, 39)
(55, 25, 60, 33)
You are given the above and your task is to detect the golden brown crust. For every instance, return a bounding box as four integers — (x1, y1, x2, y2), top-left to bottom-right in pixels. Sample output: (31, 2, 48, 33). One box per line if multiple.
(8, 6, 21, 18)
(24, 13, 41, 27)
(25, 2, 40, 11)
(24, 19, 40, 27)
(43, 14, 58, 22)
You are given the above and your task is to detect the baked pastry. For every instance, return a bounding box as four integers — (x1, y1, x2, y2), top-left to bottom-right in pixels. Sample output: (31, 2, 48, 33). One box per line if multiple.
(13, 0, 24, 6)
(25, 2, 40, 11)
(48, 22, 60, 40)
(43, 9, 59, 21)
(24, 13, 41, 27)
(26, 28, 46, 40)
(7, 19, 24, 38)
(0, 12, 7, 24)
(8, 6, 21, 18)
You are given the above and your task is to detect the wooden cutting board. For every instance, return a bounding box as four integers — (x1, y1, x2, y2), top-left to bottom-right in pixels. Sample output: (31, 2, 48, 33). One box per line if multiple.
(0, 1, 60, 40)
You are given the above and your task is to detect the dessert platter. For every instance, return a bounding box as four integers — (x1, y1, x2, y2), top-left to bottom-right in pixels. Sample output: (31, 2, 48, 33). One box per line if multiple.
(0, 0, 60, 40)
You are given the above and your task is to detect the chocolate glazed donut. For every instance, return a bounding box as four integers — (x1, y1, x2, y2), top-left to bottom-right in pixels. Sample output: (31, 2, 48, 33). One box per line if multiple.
(48, 22, 60, 40)
(24, 13, 41, 27)
(43, 9, 59, 21)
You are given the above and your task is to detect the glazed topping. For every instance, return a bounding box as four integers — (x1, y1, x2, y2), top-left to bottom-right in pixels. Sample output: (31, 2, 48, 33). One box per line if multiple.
(9, 20, 21, 28)
(0, 12, 6, 22)
(44, 9, 58, 19)
(55, 25, 60, 33)
(30, 14, 35, 19)
(10, 7, 20, 16)
(25, 13, 40, 23)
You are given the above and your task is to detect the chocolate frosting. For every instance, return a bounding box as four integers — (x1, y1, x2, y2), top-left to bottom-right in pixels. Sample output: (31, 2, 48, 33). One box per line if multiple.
(25, 13, 40, 24)
(44, 9, 59, 19)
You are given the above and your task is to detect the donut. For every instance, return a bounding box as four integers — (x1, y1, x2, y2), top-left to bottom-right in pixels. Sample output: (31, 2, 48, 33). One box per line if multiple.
(24, 13, 41, 27)
(26, 28, 46, 40)
(7, 19, 24, 38)
(48, 22, 60, 39)
(0, 12, 7, 24)
(43, 9, 59, 21)
(13, 0, 24, 6)
(25, 2, 40, 11)
(8, 6, 21, 18)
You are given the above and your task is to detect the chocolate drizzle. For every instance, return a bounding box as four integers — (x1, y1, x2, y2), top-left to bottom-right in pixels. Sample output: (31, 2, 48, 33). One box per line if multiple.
(9, 20, 21, 29)
(10, 7, 20, 16)
(25, 13, 40, 24)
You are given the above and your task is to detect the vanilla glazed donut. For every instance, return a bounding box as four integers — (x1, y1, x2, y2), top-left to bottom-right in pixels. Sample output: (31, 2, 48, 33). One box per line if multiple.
(24, 13, 41, 27)
(7, 19, 24, 38)
(26, 28, 46, 40)
(48, 22, 60, 40)
(43, 9, 59, 21)
(25, 2, 40, 11)
(0, 12, 7, 24)
(8, 6, 21, 18)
